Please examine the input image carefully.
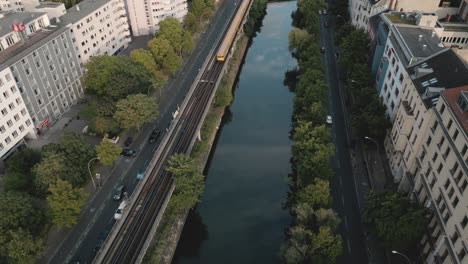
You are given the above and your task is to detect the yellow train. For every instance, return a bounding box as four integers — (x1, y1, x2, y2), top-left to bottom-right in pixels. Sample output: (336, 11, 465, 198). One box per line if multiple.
(216, 0, 252, 62)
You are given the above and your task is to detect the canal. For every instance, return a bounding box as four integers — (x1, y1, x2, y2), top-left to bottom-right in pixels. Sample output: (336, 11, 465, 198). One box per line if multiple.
(174, 1, 297, 263)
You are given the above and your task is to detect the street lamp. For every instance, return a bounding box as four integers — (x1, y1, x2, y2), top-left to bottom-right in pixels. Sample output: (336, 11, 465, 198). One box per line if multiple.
(364, 136, 378, 147)
(391, 250, 411, 264)
(350, 79, 364, 87)
(87, 157, 99, 189)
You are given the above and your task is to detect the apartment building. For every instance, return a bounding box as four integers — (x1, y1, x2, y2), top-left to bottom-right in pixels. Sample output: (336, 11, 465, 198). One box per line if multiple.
(55, 0, 131, 64)
(349, 0, 461, 31)
(0, 12, 83, 158)
(375, 13, 446, 121)
(411, 86, 468, 264)
(0, 0, 38, 12)
(125, 0, 188, 36)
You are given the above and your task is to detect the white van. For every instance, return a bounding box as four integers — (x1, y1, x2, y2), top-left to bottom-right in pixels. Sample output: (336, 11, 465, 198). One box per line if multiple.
(114, 200, 128, 220)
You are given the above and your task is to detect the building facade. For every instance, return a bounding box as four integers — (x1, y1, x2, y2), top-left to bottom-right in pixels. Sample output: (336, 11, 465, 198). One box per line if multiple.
(125, 0, 188, 36)
(0, 12, 83, 158)
(56, 0, 131, 64)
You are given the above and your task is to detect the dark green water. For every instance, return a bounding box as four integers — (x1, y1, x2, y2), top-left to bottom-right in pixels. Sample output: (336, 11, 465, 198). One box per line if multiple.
(174, 2, 296, 263)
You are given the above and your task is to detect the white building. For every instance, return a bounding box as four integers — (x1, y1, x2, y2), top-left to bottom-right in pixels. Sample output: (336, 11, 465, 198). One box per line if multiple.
(0, 0, 39, 12)
(125, 0, 188, 36)
(0, 12, 84, 158)
(55, 0, 131, 64)
(0, 68, 35, 158)
(349, 0, 462, 31)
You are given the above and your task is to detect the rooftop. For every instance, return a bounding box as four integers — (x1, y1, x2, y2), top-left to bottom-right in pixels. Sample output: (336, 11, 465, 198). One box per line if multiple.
(441, 86, 468, 133)
(0, 12, 47, 38)
(57, 0, 112, 25)
(36, 2, 65, 8)
(385, 13, 416, 25)
(441, 23, 468, 32)
(408, 49, 468, 107)
(0, 25, 68, 71)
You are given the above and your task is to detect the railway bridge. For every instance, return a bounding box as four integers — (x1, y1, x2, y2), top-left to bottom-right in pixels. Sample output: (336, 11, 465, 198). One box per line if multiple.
(92, 1, 253, 263)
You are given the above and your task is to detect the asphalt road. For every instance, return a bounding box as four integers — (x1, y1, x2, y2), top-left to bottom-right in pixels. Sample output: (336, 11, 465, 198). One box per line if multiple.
(47, 1, 241, 263)
(319, 12, 369, 264)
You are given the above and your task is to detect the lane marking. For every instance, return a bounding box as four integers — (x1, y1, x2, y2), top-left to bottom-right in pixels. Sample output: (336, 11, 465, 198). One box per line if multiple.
(347, 239, 351, 253)
(342, 196, 345, 206)
(339, 176, 342, 186)
(344, 216, 348, 229)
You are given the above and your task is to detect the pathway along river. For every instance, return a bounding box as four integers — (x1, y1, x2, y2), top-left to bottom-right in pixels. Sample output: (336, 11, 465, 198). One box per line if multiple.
(174, 2, 296, 263)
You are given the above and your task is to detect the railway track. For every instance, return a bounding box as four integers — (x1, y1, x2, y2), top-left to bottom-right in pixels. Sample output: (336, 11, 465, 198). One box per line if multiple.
(100, 62, 224, 263)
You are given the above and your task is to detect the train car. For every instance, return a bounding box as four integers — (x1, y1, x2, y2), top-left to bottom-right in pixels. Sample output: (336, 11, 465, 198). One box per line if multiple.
(216, 0, 252, 62)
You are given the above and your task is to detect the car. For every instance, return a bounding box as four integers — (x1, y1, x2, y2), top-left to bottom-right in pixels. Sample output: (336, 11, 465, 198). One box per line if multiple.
(114, 200, 128, 220)
(323, 9, 327, 15)
(124, 137, 133, 147)
(93, 232, 107, 253)
(113, 185, 127, 201)
(324, 21, 329, 27)
(318, 9, 322, 15)
(136, 169, 145, 180)
(326, 115, 333, 124)
(149, 129, 161, 143)
(120, 149, 137, 157)
(320, 46, 326, 53)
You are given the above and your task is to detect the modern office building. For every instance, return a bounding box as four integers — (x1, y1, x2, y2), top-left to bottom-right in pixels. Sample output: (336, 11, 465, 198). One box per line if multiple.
(0, 11, 83, 158)
(125, 0, 188, 36)
(55, 0, 131, 64)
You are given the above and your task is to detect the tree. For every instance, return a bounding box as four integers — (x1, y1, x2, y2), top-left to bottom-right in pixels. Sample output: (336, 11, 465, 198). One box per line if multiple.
(296, 179, 330, 208)
(0, 192, 45, 235)
(288, 27, 310, 53)
(191, 0, 206, 16)
(314, 208, 340, 230)
(42, 133, 95, 187)
(281, 225, 312, 264)
(310, 226, 343, 262)
(148, 37, 182, 74)
(166, 154, 205, 210)
(114, 94, 158, 131)
(96, 138, 122, 165)
(363, 191, 429, 251)
(130, 48, 164, 80)
(339, 29, 369, 68)
(47, 179, 87, 228)
(158, 18, 183, 51)
(3, 148, 41, 193)
(184, 11, 199, 33)
(5, 229, 44, 264)
(214, 84, 232, 107)
(294, 203, 315, 227)
(33, 153, 66, 196)
(181, 30, 194, 56)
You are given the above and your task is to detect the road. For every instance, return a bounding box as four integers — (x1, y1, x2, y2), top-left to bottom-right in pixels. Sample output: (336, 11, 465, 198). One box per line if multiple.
(47, 1, 241, 263)
(319, 11, 369, 264)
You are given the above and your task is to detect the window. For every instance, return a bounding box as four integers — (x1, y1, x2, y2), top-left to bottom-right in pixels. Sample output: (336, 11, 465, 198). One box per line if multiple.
(438, 136, 445, 149)
(443, 147, 450, 159)
(15, 98, 21, 105)
(458, 249, 466, 262)
(0, 126, 5, 133)
(37, 99, 42, 105)
(426, 136, 432, 145)
(8, 103, 14, 110)
(452, 197, 459, 208)
(5, 136, 11, 144)
(5, 74, 11, 81)
(3, 91, 9, 99)
(431, 121, 438, 133)
(25, 119, 31, 126)
(447, 119, 453, 129)
(20, 108, 26, 116)
(448, 188, 455, 199)
(462, 216, 468, 229)
(12, 131, 18, 138)
(13, 114, 19, 121)
(444, 179, 450, 189)
(399, 73, 403, 83)
(463, 145, 467, 157)
(6, 120, 13, 127)
(453, 129, 459, 140)
(432, 153, 438, 162)
(451, 162, 459, 174)
(1, 108, 7, 116)
(437, 163, 443, 174)
(440, 104, 446, 114)
(18, 125, 24, 132)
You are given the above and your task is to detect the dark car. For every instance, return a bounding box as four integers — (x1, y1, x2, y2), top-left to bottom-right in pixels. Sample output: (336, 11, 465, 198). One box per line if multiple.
(93, 232, 107, 253)
(320, 47, 325, 53)
(149, 129, 161, 143)
(113, 185, 127, 201)
(124, 137, 133, 147)
(120, 149, 137, 157)
(324, 21, 329, 27)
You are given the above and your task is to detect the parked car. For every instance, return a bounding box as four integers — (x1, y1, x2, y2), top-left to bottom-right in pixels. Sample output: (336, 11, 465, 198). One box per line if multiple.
(149, 129, 161, 143)
(324, 21, 329, 27)
(113, 185, 127, 201)
(124, 137, 133, 147)
(326, 115, 333, 124)
(136, 169, 145, 180)
(114, 200, 128, 220)
(323, 9, 327, 15)
(320, 46, 326, 53)
(120, 149, 137, 157)
(93, 232, 107, 253)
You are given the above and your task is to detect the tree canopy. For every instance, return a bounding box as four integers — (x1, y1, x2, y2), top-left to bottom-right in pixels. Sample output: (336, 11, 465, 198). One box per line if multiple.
(96, 138, 122, 165)
(114, 94, 158, 131)
(148, 37, 182, 74)
(47, 179, 88, 228)
(3, 148, 41, 193)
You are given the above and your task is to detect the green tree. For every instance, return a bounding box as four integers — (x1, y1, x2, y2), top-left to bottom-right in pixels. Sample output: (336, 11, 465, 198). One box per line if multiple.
(96, 138, 122, 165)
(294, 203, 315, 227)
(184, 11, 199, 33)
(244, 0, 268, 37)
(363, 191, 429, 251)
(3, 148, 41, 193)
(158, 18, 183, 50)
(214, 83, 232, 107)
(5, 229, 44, 264)
(339, 29, 369, 68)
(33, 154, 66, 196)
(191, 0, 206, 16)
(314, 208, 340, 230)
(42, 133, 95, 187)
(114, 94, 158, 131)
(288, 27, 311, 53)
(47, 179, 88, 228)
(181, 30, 194, 56)
(130, 48, 164, 80)
(0, 192, 45, 236)
(310, 226, 343, 262)
(148, 37, 182, 74)
(166, 154, 205, 210)
(296, 179, 330, 208)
